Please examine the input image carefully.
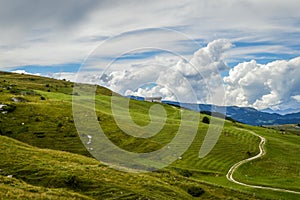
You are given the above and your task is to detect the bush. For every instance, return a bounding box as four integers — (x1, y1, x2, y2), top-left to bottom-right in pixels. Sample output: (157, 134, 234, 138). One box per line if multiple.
(187, 186, 205, 197)
(35, 116, 43, 122)
(57, 122, 63, 128)
(2, 104, 16, 113)
(6, 131, 13, 135)
(178, 169, 193, 178)
(9, 88, 20, 94)
(246, 151, 252, 157)
(202, 116, 210, 124)
(64, 175, 80, 189)
(33, 132, 45, 137)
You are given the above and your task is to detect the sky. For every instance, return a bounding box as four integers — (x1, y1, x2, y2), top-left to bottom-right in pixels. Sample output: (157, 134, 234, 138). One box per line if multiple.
(1, 0, 300, 113)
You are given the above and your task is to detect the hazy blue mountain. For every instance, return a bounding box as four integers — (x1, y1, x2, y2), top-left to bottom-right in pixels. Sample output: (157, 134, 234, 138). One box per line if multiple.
(261, 107, 300, 115)
(127, 95, 145, 101)
(163, 101, 300, 126)
(127, 96, 300, 126)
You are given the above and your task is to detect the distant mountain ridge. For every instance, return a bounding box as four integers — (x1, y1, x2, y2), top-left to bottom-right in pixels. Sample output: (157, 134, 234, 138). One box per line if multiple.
(261, 107, 300, 115)
(127, 96, 300, 126)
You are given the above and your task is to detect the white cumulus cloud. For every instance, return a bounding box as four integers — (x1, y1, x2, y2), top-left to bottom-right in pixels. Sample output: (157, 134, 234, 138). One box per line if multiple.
(224, 57, 300, 110)
(292, 95, 300, 102)
(11, 70, 41, 76)
(105, 39, 231, 104)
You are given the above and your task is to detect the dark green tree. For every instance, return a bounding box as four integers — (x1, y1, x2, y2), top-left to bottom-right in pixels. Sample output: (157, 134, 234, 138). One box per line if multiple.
(202, 116, 210, 124)
(187, 186, 205, 197)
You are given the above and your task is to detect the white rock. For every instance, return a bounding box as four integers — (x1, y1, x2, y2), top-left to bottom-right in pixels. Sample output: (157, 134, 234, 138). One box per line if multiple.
(0, 104, 7, 110)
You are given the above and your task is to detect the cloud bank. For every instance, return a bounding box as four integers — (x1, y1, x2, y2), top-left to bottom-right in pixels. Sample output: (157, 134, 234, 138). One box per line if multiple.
(99, 39, 231, 105)
(98, 39, 300, 112)
(224, 57, 300, 111)
(11, 37, 300, 112)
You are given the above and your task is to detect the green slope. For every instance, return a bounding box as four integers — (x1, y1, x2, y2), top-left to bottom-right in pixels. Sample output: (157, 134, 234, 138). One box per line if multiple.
(0, 71, 299, 199)
(233, 125, 300, 192)
(0, 135, 261, 199)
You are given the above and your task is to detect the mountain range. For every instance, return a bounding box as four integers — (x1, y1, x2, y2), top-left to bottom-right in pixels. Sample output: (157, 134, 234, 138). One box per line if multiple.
(128, 96, 300, 126)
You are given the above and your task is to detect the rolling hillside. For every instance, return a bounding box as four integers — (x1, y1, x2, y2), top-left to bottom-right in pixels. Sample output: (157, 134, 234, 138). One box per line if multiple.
(0, 71, 300, 199)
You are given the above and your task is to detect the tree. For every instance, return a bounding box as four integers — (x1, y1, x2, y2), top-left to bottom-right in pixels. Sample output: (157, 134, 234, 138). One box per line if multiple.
(202, 116, 210, 124)
(187, 186, 205, 197)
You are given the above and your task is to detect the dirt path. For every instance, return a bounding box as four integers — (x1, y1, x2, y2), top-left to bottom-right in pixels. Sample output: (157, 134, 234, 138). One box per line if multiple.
(226, 128, 300, 195)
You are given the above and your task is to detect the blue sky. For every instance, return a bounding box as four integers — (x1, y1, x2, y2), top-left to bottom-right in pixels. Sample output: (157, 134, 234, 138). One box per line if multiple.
(1, 0, 300, 112)
(13, 63, 81, 74)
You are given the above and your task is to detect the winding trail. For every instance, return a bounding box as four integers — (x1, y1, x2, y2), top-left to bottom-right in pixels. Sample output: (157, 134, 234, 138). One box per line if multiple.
(226, 128, 300, 195)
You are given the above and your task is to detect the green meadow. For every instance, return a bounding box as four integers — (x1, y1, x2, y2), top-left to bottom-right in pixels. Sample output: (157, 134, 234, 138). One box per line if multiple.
(0, 71, 299, 199)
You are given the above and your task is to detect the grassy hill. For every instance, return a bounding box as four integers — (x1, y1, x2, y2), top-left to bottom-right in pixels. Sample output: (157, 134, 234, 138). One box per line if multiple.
(0, 71, 299, 199)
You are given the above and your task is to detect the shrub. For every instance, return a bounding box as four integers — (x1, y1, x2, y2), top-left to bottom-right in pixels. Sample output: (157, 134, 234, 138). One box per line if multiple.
(9, 88, 20, 94)
(64, 175, 80, 189)
(246, 151, 252, 157)
(178, 169, 193, 178)
(6, 131, 13, 135)
(33, 132, 45, 136)
(2, 104, 16, 113)
(202, 116, 210, 124)
(187, 186, 205, 197)
(20, 126, 29, 133)
(57, 122, 63, 128)
(35, 116, 43, 122)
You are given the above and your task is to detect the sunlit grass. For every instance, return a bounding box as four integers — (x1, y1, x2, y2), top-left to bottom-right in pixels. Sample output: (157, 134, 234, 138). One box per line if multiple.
(0, 71, 299, 199)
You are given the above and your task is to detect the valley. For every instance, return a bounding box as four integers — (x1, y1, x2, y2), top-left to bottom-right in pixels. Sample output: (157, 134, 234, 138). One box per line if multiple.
(0, 72, 299, 199)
